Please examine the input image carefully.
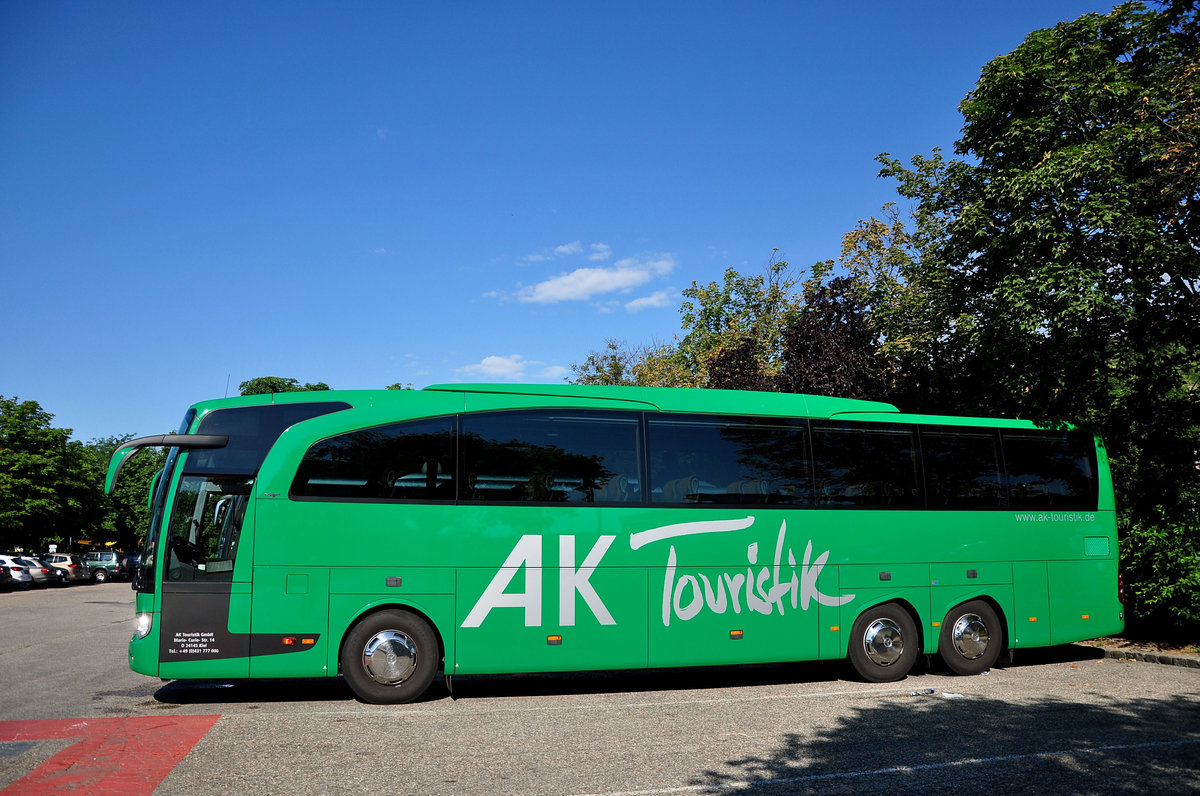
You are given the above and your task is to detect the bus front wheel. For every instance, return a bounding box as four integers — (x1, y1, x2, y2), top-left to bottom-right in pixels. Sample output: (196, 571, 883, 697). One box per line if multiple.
(848, 603, 919, 682)
(938, 600, 1003, 676)
(341, 610, 439, 704)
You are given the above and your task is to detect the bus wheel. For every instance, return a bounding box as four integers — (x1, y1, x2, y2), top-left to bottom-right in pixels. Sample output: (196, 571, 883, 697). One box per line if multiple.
(341, 610, 439, 704)
(939, 600, 1003, 676)
(848, 603, 919, 682)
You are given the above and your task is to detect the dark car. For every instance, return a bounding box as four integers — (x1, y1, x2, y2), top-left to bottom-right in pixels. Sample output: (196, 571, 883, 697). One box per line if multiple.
(121, 551, 144, 588)
(84, 550, 128, 583)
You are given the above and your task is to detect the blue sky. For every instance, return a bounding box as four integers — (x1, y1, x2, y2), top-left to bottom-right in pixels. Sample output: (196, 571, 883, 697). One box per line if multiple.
(1, 1, 1111, 442)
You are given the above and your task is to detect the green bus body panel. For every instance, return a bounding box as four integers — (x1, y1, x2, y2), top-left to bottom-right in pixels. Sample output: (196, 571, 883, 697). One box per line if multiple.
(1047, 560, 1122, 645)
(129, 624, 159, 676)
(127, 385, 1122, 687)
(1012, 562, 1052, 648)
(330, 567, 455, 595)
(249, 567, 330, 678)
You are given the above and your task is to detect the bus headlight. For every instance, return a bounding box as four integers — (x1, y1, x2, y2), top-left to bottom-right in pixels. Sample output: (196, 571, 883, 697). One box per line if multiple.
(134, 612, 153, 639)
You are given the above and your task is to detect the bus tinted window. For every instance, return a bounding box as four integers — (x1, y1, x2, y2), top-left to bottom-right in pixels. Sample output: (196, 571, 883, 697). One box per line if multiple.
(190, 402, 351, 475)
(812, 422, 920, 507)
(921, 428, 1005, 508)
(1001, 430, 1098, 510)
(460, 411, 641, 503)
(646, 415, 812, 505)
(291, 416, 456, 501)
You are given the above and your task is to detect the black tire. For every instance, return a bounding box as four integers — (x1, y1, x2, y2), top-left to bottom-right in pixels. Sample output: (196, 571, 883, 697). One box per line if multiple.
(340, 610, 439, 704)
(92, 568, 108, 583)
(938, 600, 1003, 675)
(848, 603, 920, 683)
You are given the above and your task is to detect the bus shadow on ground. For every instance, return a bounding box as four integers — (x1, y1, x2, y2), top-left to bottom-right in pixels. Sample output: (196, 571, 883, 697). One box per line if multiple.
(153, 677, 355, 705)
(151, 643, 1105, 706)
(686, 691, 1200, 793)
(150, 662, 846, 706)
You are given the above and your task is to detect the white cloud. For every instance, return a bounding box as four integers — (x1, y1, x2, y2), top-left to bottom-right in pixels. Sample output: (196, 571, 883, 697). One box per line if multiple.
(539, 365, 570, 380)
(517, 253, 677, 304)
(455, 355, 569, 382)
(456, 355, 529, 380)
(589, 243, 612, 261)
(555, 240, 583, 256)
(625, 290, 673, 312)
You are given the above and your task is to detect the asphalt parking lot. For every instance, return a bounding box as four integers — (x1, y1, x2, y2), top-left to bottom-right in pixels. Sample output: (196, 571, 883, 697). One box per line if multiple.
(2, 583, 1198, 794)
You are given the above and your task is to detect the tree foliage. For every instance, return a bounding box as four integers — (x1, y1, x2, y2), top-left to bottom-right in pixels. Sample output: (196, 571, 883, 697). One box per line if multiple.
(85, 435, 166, 551)
(776, 271, 886, 399)
(569, 338, 651, 386)
(0, 396, 100, 551)
(876, 0, 1200, 630)
(238, 377, 332, 395)
(569, 1, 1198, 631)
(570, 254, 806, 389)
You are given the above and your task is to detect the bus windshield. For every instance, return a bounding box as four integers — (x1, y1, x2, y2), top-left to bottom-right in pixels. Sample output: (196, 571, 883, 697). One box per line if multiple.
(128, 401, 352, 592)
(165, 475, 251, 583)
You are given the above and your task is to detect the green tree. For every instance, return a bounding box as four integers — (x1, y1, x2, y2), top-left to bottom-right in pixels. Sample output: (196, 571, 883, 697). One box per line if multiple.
(0, 396, 101, 551)
(776, 271, 887, 400)
(85, 435, 166, 551)
(569, 339, 641, 386)
(571, 253, 801, 389)
(238, 377, 332, 395)
(879, 0, 1200, 630)
(675, 252, 799, 384)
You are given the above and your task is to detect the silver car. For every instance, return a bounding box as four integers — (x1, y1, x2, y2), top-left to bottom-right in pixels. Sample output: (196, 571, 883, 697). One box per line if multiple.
(44, 553, 91, 583)
(0, 555, 34, 589)
(18, 557, 64, 587)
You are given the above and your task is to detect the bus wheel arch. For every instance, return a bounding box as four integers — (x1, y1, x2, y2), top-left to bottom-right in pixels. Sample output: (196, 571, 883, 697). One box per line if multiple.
(339, 606, 443, 704)
(847, 601, 921, 683)
(938, 598, 1005, 676)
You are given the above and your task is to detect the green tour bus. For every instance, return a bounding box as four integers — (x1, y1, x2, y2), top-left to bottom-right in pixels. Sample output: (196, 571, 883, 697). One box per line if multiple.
(105, 383, 1123, 704)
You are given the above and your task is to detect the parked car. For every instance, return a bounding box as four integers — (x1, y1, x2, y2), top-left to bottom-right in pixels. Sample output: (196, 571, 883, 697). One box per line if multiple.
(44, 553, 92, 583)
(0, 555, 34, 589)
(0, 564, 12, 590)
(121, 551, 145, 588)
(84, 550, 128, 583)
(16, 557, 63, 587)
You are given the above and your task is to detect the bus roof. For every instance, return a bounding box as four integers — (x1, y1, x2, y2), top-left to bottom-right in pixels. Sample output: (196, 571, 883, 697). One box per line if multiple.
(182, 384, 900, 422)
(424, 383, 898, 417)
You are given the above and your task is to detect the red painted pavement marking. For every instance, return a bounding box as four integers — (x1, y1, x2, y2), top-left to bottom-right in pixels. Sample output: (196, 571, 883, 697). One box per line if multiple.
(0, 715, 219, 794)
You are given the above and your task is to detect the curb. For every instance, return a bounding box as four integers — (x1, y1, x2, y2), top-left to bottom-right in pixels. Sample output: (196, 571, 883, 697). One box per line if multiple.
(1101, 647, 1200, 669)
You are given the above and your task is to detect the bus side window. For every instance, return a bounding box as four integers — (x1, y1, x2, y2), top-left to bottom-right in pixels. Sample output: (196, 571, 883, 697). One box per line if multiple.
(920, 428, 1004, 508)
(460, 410, 642, 504)
(646, 415, 812, 506)
(1001, 430, 1098, 510)
(291, 416, 456, 502)
(811, 422, 920, 508)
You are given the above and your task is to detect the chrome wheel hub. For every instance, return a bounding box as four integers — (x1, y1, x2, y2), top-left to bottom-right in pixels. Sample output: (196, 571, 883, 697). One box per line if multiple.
(362, 630, 419, 685)
(951, 613, 990, 660)
(863, 618, 905, 666)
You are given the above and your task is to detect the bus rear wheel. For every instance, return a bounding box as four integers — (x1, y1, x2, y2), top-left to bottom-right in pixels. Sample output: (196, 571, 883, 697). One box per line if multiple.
(341, 610, 439, 704)
(848, 603, 919, 682)
(938, 600, 1003, 675)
